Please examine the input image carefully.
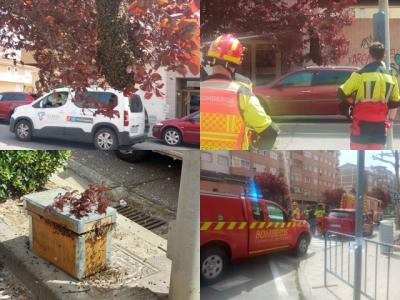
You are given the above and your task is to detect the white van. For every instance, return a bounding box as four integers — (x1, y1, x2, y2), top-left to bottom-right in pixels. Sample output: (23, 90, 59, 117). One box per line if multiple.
(9, 87, 149, 150)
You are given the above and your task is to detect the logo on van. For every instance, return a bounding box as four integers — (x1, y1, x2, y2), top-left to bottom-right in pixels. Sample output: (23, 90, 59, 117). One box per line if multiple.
(38, 112, 45, 121)
(66, 116, 93, 124)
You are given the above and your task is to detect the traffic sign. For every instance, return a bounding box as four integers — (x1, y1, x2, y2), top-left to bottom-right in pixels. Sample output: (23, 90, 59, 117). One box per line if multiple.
(392, 192, 400, 200)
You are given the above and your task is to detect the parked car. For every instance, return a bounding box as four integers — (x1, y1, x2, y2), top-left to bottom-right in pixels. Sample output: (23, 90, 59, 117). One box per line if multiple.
(0, 92, 35, 122)
(323, 208, 374, 237)
(200, 192, 311, 285)
(10, 88, 149, 150)
(152, 111, 200, 146)
(253, 66, 359, 117)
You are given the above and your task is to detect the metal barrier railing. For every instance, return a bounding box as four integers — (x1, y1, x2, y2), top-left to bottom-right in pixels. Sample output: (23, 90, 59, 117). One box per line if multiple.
(324, 231, 395, 300)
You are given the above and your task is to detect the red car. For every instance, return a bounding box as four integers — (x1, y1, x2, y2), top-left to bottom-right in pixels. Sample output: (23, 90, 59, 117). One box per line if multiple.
(152, 111, 199, 146)
(323, 208, 374, 237)
(0, 92, 35, 122)
(253, 66, 358, 117)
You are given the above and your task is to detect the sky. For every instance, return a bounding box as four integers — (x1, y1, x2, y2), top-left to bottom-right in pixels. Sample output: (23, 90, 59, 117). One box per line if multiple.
(339, 151, 396, 173)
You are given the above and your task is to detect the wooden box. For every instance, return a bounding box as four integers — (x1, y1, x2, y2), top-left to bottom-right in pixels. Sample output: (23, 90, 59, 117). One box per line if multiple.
(23, 188, 116, 279)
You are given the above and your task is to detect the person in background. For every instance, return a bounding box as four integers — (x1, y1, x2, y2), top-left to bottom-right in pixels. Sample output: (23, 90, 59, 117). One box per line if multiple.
(308, 206, 316, 235)
(292, 202, 301, 220)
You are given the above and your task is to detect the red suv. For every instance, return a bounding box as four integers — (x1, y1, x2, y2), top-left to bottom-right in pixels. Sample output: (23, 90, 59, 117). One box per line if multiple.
(152, 111, 200, 146)
(253, 66, 359, 117)
(0, 92, 35, 122)
(323, 208, 374, 237)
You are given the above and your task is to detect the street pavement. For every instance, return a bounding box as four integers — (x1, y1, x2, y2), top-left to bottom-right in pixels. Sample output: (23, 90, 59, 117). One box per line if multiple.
(271, 117, 400, 149)
(70, 150, 182, 213)
(0, 122, 197, 150)
(200, 252, 302, 300)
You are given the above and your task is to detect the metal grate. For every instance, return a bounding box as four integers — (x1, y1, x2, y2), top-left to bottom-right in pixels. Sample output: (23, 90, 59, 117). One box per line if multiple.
(115, 205, 166, 230)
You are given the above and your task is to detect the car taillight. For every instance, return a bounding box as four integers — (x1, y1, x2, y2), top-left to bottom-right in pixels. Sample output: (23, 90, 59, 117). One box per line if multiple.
(124, 110, 129, 126)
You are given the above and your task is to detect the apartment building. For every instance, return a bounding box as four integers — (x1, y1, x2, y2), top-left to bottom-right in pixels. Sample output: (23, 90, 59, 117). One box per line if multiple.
(201, 150, 339, 207)
(339, 163, 396, 194)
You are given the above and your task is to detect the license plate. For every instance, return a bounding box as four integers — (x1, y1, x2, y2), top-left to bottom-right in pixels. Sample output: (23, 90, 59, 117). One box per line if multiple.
(331, 224, 341, 228)
(130, 126, 138, 133)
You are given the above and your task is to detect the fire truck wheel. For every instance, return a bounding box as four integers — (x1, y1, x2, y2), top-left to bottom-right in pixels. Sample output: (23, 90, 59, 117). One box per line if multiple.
(295, 234, 309, 257)
(201, 247, 228, 285)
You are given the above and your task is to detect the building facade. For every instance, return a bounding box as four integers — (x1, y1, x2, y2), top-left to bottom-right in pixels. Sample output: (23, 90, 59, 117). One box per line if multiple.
(339, 163, 396, 194)
(0, 50, 39, 93)
(201, 150, 339, 208)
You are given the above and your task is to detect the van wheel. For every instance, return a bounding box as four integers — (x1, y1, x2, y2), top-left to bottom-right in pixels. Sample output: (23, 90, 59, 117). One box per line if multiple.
(94, 128, 118, 150)
(295, 234, 309, 257)
(201, 247, 228, 286)
(15, 120, 32, 141)
(163, 127, 182, 146)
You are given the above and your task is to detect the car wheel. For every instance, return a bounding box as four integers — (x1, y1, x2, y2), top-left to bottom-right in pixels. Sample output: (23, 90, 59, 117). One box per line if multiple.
(114, 150, 150, 163)
(94, 128, 118, 150)
(15, 120, 32, 141)
(163, 127, 182, 146)
(201, 247, 228, 286)
(295, 234, 309, 257)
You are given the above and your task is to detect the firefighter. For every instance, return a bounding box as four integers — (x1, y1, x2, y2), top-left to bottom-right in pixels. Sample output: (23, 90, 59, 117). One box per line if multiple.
(201, 34, 279, 150)
(315, 204, 325, 235)
(338, 42, 400, 150)
(292, 202, 301, 220)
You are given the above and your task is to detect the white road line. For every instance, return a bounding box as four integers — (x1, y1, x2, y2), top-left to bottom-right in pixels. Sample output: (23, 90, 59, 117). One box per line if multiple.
(210, 275, 252, 291)
(268, 259, 289, 297)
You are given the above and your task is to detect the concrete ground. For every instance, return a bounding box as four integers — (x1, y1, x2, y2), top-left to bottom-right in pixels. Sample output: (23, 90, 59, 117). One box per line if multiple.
(0, 122, 197, 150)
(270, 117, 400, 150)
(68, 150, 181, 217)
(201, 252, 303, 300)
(0, 172, 172, 300)
(299, 226, 400, 300)
(0, 261, 33, 300)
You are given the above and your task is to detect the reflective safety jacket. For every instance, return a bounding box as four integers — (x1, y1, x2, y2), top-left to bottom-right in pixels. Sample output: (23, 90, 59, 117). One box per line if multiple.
(339, 61, 400, 121)
(201, 74, 272, 150)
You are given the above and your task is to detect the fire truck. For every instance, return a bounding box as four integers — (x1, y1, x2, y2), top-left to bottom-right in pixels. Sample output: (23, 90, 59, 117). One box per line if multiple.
(200, 192, 311, 285)
(340, 192, 383, 223)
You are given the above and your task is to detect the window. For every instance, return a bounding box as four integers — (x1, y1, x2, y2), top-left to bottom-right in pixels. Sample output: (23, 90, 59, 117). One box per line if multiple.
(267, 204, 284, 222)
(241, 159, 250, 169)
(304, 151, 312, 158)
(201, 152, 212, 163)
(277, 71, 312, 87)
(270, 167, 277, 175)
(270, 152, 278, 160)
(0, 93, 26, 101)
(305, 177, 311, 183)
(192, 112, 200, 122)
(74, 92, 118, 109)
(218, 155, 229, 167)
(254, 163, 265, 173)
(251, 201, 264, 221)
(39, 92, 69, 108)
(313, 179, 318, 185)
(129, 95, 143, 113)
(312, 70, 352, 86)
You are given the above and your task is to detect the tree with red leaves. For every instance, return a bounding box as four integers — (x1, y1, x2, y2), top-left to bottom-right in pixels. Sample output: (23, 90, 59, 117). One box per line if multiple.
(0, 0, 199, 115)
(254, 172, 290, 210)
(201, 0, 356, 66)
(368, 187, 391, 210)
(323, 188, 346, 209)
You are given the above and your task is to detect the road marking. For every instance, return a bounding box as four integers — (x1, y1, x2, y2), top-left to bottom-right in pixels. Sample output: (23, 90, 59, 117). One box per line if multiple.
(210, 275, 252, 291)
(268, 259, 289, 297)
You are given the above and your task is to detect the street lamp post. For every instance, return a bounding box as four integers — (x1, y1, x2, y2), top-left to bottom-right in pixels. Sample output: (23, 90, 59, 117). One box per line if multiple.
(353, 151, 365, 300)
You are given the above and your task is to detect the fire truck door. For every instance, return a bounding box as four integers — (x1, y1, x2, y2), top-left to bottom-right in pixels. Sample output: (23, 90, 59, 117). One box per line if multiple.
(248, 200, 272, 255)
(264, 203, 291, 250)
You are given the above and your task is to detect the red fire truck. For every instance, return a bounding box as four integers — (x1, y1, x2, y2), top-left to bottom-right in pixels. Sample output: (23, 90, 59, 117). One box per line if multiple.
(200, 192, 311, 285)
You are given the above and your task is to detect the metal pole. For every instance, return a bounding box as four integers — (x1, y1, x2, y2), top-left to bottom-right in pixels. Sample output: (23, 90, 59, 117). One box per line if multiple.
(379, 0, 394, 148)
(353, 151, 365, 300)
(169, 151, 200, 300)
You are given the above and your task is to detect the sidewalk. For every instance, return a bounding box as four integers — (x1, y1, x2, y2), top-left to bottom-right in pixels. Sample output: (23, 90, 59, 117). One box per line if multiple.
(0, 171, 171, 300)
(299, 232, 400, 300)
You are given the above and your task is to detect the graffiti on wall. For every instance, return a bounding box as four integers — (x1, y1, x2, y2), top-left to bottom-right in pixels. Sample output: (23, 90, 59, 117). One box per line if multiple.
(344, 35, 400, 66)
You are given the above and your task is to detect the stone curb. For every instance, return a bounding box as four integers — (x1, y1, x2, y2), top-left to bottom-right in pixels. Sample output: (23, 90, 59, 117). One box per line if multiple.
(0, 240, 59, 300)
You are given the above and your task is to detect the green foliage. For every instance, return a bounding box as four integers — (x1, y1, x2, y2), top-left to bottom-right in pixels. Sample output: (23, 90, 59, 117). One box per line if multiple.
(0, 151, 71, 200)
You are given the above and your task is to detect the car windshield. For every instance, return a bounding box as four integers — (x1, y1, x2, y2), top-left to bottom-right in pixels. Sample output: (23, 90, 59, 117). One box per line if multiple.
(329, 211, 354, 218)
